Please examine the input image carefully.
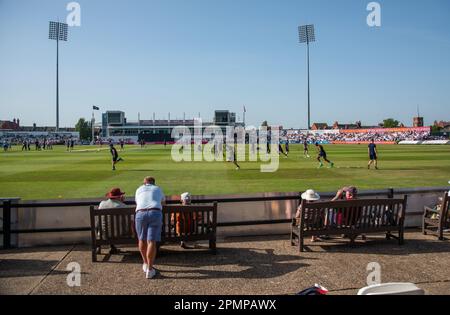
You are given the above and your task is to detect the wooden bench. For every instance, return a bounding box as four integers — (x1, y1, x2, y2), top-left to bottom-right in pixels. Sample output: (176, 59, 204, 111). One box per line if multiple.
(291, 197, 408, 252)
(423, 192, 449, 240)
(89, 203, 218, 262)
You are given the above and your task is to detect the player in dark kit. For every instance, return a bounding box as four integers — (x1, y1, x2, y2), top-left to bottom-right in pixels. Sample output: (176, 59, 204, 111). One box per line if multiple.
(303, 139, 310, 158)
(120, 139, 124, 151)
(110, 143, 124, 171)
(315, 143, 334, 168)
(367, 139, 378, 170)
(278, 141, 288, 157)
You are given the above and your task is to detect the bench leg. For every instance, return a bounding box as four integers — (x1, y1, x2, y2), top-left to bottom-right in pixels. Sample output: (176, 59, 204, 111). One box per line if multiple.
(438, 228, 444, 241)
(291, 228, 299, 246)
(209, 240, 217, 254)
(92, 247, 97, 262)
(398, 228, 404, 245)
(298, 235, 304, 252)
(386, 232, 391, 240)
(422, 218, 427, 235)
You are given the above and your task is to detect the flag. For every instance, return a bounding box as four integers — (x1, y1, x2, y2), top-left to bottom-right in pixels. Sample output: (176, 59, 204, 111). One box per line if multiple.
(93, 106, 100, 110)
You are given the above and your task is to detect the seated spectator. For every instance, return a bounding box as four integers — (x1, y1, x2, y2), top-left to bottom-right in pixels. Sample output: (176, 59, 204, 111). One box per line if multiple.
(331, 186, 365, 239)
(332, 186, 358, 201)
(98, 188, 127, 254)
(171, 192, 201, 249)
(295, 189, 321, 242)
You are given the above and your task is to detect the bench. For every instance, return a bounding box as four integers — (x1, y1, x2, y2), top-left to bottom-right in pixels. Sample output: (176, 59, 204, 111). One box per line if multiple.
(423, 192, 449, 240)
(291, 197, 407, 252)
(89, 203, 218, 262)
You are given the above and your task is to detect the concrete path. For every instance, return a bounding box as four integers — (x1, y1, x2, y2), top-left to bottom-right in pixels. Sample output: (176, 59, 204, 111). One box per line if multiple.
(1, 231, 449, 295)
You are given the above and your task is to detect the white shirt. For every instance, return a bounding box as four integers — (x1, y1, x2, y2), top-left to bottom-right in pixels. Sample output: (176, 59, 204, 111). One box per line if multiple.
(98, 199, 126, 209)
(135, 184, 165, 211)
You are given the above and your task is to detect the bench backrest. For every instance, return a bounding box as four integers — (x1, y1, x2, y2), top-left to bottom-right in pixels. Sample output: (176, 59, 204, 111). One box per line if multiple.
(299, 197, 407, 232)
(89, 206, 136, 243)
(162, 203, 218, 238)
(89, 203, 218, 243)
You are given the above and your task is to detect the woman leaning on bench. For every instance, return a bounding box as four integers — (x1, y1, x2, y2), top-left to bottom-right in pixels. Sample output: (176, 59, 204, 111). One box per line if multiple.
(330, 186, 365, 241)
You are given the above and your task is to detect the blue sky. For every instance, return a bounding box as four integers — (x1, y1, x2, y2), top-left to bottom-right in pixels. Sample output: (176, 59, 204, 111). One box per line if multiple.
(0, 0, 449, 128)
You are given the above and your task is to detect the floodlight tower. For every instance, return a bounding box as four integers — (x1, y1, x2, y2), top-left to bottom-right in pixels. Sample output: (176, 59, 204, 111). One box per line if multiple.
(298, 24, 315, 130)
(49, 21, 68, 132)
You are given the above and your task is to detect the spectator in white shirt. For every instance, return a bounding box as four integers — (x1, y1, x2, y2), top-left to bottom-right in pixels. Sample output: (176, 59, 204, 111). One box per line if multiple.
(135, 177, 165, 279)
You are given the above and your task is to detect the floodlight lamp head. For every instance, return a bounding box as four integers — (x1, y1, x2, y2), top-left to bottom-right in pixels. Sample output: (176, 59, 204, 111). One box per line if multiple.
(49, 21, 68, 41)
(298, 24, 315, 44)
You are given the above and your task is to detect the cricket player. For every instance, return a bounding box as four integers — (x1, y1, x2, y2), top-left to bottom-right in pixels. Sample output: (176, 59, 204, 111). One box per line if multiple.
(315, 142, 334, 168)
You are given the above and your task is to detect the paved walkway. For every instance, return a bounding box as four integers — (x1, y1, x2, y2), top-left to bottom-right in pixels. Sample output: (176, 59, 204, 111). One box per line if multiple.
(1, 231, 449, 295)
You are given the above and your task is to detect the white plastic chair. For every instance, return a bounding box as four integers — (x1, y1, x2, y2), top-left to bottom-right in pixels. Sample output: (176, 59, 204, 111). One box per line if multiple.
(357, 283, 425, 295)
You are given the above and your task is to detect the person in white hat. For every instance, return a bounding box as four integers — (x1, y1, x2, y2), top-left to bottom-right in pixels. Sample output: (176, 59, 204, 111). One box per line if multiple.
(171, 192, 197, 248)
(295, 189, 321, 242)
(181, 192, 191, 204)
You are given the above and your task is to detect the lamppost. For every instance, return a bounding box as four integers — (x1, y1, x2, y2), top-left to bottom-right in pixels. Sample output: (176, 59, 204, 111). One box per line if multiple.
(298, 24, 315, 130)
(48, 21, 68, 132)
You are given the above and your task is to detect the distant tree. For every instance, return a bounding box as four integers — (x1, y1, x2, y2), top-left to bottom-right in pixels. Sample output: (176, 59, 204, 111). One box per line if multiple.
(383, 118, 400, 128)
(75, 118, 92, 141)
(261, 120, 268, 127)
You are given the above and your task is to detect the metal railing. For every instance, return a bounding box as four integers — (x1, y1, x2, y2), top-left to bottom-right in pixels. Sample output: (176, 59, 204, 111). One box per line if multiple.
(1, 186, 448, 249)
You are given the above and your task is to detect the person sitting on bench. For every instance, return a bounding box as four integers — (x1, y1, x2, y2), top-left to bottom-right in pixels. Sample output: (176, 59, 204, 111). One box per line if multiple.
(295, 189, 322, 242)
(98, 187, 127, 254)
(171, 192, 202, 249)
(331, 186, 365, 240)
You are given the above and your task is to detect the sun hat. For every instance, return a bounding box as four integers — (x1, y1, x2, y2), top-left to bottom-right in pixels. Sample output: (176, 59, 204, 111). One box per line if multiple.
(106, 188, 125, 199)
(301, 189, 320, 201)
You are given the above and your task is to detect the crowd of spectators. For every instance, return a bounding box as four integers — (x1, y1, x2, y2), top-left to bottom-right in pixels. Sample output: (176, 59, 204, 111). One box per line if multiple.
(284, 129, 447, 143)
(0, 134, 78, 145)
(1, 134, 80, 151)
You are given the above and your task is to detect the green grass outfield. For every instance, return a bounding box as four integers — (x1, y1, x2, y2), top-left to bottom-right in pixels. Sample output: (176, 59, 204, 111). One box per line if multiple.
(0, 144, 449, 200)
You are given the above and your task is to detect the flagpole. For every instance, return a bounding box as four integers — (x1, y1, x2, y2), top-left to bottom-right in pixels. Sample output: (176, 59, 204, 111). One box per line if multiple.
(91, 108, 95, 145)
